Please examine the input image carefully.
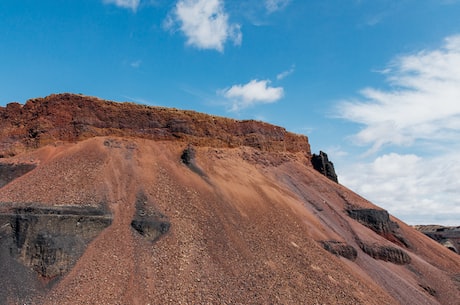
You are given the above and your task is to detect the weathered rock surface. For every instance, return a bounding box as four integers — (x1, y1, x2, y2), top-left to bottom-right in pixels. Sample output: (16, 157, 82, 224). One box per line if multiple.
(415, 225, 460, 254)
(347, 208, 410, 247)
(0, 206, 111, 279)
(320, 240, 358, 261)
(358, 242, 411, 265)
(0, 162, 36, 188)
(0, 93, 310, 157)
(311, 151, 338, 182)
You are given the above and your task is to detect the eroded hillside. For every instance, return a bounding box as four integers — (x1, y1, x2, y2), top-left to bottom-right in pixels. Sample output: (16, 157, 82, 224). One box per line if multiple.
(0, 94, 459, 304)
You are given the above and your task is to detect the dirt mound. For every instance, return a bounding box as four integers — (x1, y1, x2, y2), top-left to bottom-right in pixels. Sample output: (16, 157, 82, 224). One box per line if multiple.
(0, 94, 459, 304)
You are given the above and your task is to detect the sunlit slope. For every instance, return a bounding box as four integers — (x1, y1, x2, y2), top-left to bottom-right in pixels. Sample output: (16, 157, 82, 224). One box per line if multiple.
(0, 137, 458, 305)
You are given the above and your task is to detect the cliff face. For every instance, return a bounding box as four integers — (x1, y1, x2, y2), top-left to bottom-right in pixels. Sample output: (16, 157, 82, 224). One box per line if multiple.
(415, 225, 460, 254)
(0, 94, 459, 305)
(0, 93, 310, 158)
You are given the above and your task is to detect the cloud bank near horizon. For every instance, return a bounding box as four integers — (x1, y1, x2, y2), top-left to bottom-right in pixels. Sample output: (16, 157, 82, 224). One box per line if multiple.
(336, 35, 460, 225)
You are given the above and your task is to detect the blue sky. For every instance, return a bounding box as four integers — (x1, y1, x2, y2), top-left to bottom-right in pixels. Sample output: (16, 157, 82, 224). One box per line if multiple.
(1, 0, 460, 225)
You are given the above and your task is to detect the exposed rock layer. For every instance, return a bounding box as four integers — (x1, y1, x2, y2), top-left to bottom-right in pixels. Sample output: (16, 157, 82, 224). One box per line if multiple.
(0, 94, 458, 304)
(415, 225, 460, 254)
(347, 208, 410, 247)
(358, 242, 411, 265)
(0, 206, 112, 279)
(0, 93, 310, 157)
(320, 240, 358, 261)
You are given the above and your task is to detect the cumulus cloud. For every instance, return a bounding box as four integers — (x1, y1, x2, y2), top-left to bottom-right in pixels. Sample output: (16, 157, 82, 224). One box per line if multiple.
(103, 0, 140, 11)
(167, 0, 242, 52)
(337, 35, 460, 152)
(265, 0, 291, 13)
(339, 152, 460, 225)
(220, 79, 284, 111)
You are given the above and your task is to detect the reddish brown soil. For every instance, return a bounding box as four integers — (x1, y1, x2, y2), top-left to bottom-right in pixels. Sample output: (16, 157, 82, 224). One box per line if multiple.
(0, 94, 459, 304)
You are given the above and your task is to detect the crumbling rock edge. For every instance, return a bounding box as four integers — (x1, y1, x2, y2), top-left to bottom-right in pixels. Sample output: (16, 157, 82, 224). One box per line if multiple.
(0, 205, 112, 280)
(320, 240, 358, 261)
(0, 93, 311, 158)
(358, 241, 411, 265)
(347, 208, 410, 248)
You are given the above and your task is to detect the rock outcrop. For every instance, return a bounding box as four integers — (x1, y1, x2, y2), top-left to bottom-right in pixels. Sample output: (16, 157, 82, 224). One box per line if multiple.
(311, 151, 338, 182)
(0, 93, 310, 158)
(320, 240, 358, 261)
(358, 242, 411, 265)
(180, 145, 207, 178)
(415, 225, 460, 254)
(0, 206, 112, 279)
(347, 208, 410, 247)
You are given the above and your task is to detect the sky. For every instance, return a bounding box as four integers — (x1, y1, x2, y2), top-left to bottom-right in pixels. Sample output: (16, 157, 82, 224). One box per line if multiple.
(1, 0, 460, 225)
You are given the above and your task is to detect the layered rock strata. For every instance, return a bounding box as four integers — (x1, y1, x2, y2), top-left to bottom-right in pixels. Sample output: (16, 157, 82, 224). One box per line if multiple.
(0, 93, 310, 158)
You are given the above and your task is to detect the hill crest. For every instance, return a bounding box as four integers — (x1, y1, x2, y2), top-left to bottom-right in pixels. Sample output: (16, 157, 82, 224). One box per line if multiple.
(0, 93, 310, 158)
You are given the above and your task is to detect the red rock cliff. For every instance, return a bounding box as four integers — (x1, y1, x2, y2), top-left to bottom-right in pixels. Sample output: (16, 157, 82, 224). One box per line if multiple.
(0, 93, 310, 157)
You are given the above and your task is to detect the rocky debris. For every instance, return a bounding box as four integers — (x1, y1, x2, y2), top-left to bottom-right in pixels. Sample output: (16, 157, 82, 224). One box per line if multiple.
(320, 240, 358, 261)
(414, 225, 460, 254)
(347, 208, 410, 247)
(311, 151, 338, 183)
(130, 193, 170, 242)
(358, 242, 411, 265)
(0, 206, 112, 279)
(0, 93, 310, 158)
(0, 162, 36, 188)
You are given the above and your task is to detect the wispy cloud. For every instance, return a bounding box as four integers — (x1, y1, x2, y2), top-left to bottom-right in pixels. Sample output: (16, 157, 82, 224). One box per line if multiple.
(220, 79, 283, 111)
(166, 0, 242, 52)
(276, 65, 295, 80)
(265, 0, 291, 13)
(337, 34, 460, 153)
(335, 34, 460, 225)
(103, 0, 140, 11)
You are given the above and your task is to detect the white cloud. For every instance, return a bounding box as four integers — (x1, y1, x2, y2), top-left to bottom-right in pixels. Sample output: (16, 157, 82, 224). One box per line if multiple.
(103, 0, 140, 11)
(339, 152, 460, 225)
(167, 0, 242, 52)
(220, 79, 284, 111)
(265, 0, 291, 13)
(335, 34, 460, 225)
(276, 65, 295, 80)
(337, 34, 460, 152)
